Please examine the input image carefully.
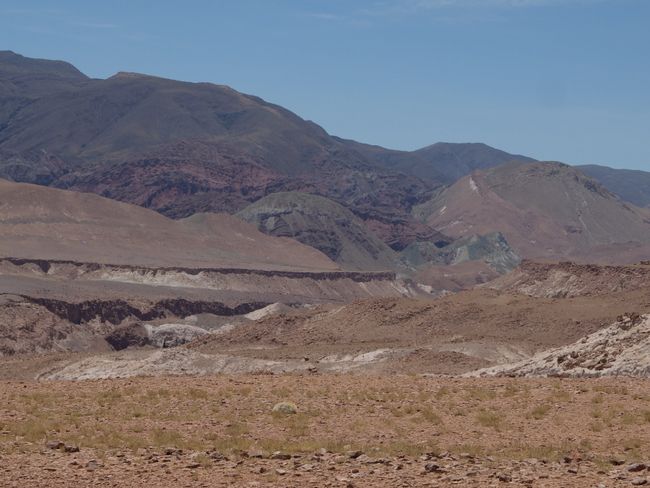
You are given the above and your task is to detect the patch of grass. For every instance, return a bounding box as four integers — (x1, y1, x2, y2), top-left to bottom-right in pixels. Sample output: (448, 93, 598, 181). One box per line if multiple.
(476, 410, 502, 430)
(593, 385, 628, 396)
(225, 422, 250, 437)
(150, 428, 184, 447)
(502, 443, 564, 462)
(503, 384, 519, 398)
(589, 421, 604, 432)
(530, 404, 551, 420)
(434, 386, 450, 399)
(187, 388, 209, 400)
(466, 387, 497, 402)
(419, 406, 443, 425)
(548, 388, 572, 402)
(592, 393, 604, 404)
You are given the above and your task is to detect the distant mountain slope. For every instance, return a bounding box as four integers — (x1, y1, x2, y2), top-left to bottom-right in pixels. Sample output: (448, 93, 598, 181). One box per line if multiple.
(577, 164, 650, 208)
(414, 143, 535, 183)
(336, 138, 534, 184)
(0, 51, 445, 251)
(0, 179, 338, 271)
(2, 51, 646, 266)
(0, 50, 87, 97)
(237, 192, 401, 271)
(414, 162, 650, 263)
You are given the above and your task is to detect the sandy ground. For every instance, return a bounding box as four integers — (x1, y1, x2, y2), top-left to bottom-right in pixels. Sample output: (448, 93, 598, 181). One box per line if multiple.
(2, 375, 650, 486)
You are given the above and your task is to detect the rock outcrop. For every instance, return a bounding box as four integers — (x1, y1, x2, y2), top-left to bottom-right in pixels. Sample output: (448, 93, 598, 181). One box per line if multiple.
(470, 313, 650, 377)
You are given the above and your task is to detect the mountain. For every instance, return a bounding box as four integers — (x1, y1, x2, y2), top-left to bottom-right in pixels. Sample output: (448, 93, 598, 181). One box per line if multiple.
(0, 51, 539, 256)
(577, 164, 650, 208)
(0, 51, 441, 251)
(335, 138, 535, 184)
(237, 192, 402, 271)
(2, 51, 646, 268)
(414, 161, 650, 263)
(0, 50, 87, 97)
(0, 179, 338, 271)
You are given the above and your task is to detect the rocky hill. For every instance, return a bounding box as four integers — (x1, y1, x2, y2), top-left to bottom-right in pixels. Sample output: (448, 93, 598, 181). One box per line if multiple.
(0, 179, 337, 271)
(415, 162, 650, 263)
(471, 313, 650, 377)
(577, 164, 650, 208)
(237, 192, 402, 271)
(488, 260, 650, 298)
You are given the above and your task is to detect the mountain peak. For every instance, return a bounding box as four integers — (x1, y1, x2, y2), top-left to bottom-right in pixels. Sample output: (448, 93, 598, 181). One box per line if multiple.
(0, 50, 87, 80)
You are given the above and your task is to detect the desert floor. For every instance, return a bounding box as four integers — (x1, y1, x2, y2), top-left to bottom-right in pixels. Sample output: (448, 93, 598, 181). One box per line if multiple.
(2, 374, 650, 486)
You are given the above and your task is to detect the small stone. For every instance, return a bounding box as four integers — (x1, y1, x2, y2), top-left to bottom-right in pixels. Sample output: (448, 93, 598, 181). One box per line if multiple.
(46, 440, 64, 450)
(497, 473, 512, 482)
(275, 468, 287, 475)
(567, 467, 578, 474)
(207, 451, 227, 461)
(64, 444, 80, 453)
(632, 478, 648, 486)
(85, 460, 100, 471)
(185, 463, 201, 469)
(424, 463, 443, 473)
(629, 464, 647, 473)
(346, 450, 363, 459)
(270, 451, 291, 460)
(247, 450, 269, 459)
(272, 402, 297, 415)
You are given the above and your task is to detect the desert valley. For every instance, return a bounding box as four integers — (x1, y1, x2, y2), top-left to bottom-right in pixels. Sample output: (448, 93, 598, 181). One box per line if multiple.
(1, 46, 650, 488)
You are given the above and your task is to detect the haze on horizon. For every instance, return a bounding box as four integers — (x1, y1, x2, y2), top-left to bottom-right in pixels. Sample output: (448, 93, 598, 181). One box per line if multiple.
(0, 0, 648, 170)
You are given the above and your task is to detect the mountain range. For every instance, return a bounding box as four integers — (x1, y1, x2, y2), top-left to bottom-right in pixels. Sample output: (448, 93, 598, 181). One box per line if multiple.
(1, 50, 649, 273)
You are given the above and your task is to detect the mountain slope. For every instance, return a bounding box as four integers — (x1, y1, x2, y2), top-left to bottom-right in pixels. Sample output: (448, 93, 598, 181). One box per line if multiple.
(0, 52, 439, 250)
(237, 192, 401, 271)
(336, 138, 535, 184)
(0, 50, 87, 97)
(0, 179, 338, 271)
(415, 162, 650, 262)
(577, 164, 650, 208)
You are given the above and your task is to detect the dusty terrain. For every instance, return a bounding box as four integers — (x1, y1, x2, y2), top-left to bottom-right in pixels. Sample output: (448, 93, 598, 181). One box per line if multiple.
(0, 179, 338, 271)
(2, 260, 647, 378)
(3, 375, 650, 487)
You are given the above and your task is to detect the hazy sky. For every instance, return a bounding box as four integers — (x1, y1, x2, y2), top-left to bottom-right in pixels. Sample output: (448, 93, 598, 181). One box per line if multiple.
(1, 0, 648, 170)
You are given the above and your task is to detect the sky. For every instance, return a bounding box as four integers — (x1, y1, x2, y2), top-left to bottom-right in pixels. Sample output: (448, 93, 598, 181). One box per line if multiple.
(0, 0, 648, 170)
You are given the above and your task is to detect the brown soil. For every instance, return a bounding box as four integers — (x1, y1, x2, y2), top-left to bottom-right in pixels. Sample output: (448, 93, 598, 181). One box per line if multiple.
(490, 260, 650, 298)
(195, 284, 650, 373)
(1, 375, 650, 487)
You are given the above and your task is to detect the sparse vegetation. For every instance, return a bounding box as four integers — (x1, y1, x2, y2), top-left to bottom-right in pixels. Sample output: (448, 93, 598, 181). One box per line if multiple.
(2, 375, 650, 466)
(530, 404, 551, 420)
(476, 409, 502, 430)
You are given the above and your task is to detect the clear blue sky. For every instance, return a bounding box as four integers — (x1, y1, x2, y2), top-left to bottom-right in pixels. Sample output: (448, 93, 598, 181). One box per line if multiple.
(1, 0, 648, 170)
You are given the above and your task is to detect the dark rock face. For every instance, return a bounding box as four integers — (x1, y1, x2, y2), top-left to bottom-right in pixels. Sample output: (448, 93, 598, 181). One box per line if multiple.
(22, 296, 269, 325)
(105, 323, 149, 350)
(238, 192, 402, 270)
